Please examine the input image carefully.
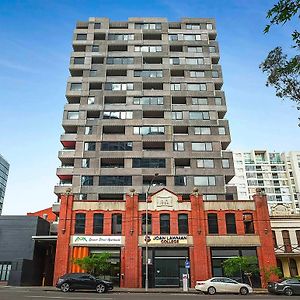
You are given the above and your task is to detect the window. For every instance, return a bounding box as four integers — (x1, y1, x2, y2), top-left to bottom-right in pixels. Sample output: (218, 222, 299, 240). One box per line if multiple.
(174, 142, 184, 151)
(192, 142, 213, 151)
(106, 57, 134, 64)
(272, 230, 278, 248)
(70, 83, 82, 91)
(187, 46, 203, 53)
(81, 158, 90, 168)
(134, 70, 163, 78)
(84, 142, 96, 151)
(289, 259, 298, 277)
(186, 58, 204, 65)
(111, 214, 122, 234)
(215, 97, 222, 105)
(67, 111, 79, 120)
(282, 230, 292, 252)
(172, 112, 183, 120)
(93, 214, 104, 234)
(168, 34, 178, 41)
(160, 214, 170, 234)
(243, 213, 255, 234)
(84, 126, 92, 135)
(169, 57, 180, 65)
(197, 159, 214, 168)
(194, 176, 216, 186)
(90, 70, 97, 77)
(174, 175, 187, 186)
(134, 45, 162, 52)
(0, 262, 11, 281)
(225, 213, 237, 234)
(92, 45, 99, 52)
(208, 213, 218, 234)
(133, 158, 165, 168)
(108, 34, 134, 40)
(183, 34, 201, 41)
(75, 213, 86, 234)
(87, 96, 95, 105)
(189, 111, 210, 120)
(171, 83, 181, 91)
(101, 141, 132, 151)
(192, 98, 208, 105)
(212, 71, 219, 78)
(103, 111, 133, 119)
(142, 213, 152, 234)
(104, 83, 134, 91)
(190, 71, 205, 78)
(79, 193, 87, 200)
(222, 159, 230, 168)
(218, 127, 226, 135)
(74, 57, 85, 64)
(76, 34, 87, 40)
(194, 127, 211, 135)
(178, 214, 189, 234)
(94, 23, 101, 29)
(209, 46, 216, 53)
(207, 23, 213, 30)
(186, 24, 200, 30)
(135, 23, 162, 30)
(133, 97, 163, 105)
(99, 176, 132, 186)
(187, 83, 207, 91)
(81, 175, 93, 186)
(133, 126, 164, 135)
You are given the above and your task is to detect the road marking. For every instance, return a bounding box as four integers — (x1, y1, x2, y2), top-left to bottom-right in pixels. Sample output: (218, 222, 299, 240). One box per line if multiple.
(25, 296, 113, 300)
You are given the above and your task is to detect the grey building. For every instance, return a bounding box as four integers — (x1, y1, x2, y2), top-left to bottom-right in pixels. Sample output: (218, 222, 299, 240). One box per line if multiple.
(54, 17, 236, 201)
(0, 154, 9, 215)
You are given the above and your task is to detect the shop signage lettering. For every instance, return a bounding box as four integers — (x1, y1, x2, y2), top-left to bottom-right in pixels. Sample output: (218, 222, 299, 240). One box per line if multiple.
(72, 235, 122, 245)
(145, 235, 188, 245)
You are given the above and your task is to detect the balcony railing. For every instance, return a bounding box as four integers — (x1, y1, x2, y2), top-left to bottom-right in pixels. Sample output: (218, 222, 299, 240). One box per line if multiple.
(274, 244, 300, 254)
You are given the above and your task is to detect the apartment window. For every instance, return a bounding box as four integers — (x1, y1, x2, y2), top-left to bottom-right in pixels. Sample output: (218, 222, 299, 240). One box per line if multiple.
(192, 97, 208, 105)
(93, 213, 104, 234)
(99, 176, 132, 186)
(0, 263, 11, 281)
(90, 69, 97, 77)
(92, 45, 99, 52)
(215, 97, 222, 105)
(133, 126, 164, 135)
(187, 83, 207, 91)
(190, 71, 205, 78)
(103, 111, 133, 119)
(212, 71, 219, 78)
(84, 142, 96, 151)
(70, 83, 82, 91)
(84, 126, 92, 135)
(169, 57, 180, 65)
(160, 214, 170, 234)
(192, 142, 212, 151)
(81, 175, 93, 186)
(174, 176, 187, 186)
(178, 214, 189, 234)
(194, 176, 216, 186)
(76, 34, 87, 40)
(67, 111, 79, 120)
(111, 214, 122, 234)
(134, 45, 162, 52)
(197, 159, 214, 168)
(94, 23, 101, 29)
(108, 34, 134, 40)
(133, 96, 163, 105)
(168, 34, 178, 41)
(187, 46, 203, 53)
(272, 231, 278, 248)
(81, 158, 90, 168)
(218, 127, 226, 135)
(172, 111, 183, 120)
(209, 46, 216, 53)
(222, 159, 230, 168)
(282, 230, 292, 252)
(225, 213, 237, 234)
(79, 194, 87, 200)
(203, 194, 217, 200)
(208, 213, 218, 234)
(186, 24, 200, 30)
(135, 23, 162, 29)
(184, 34, 201, 41)
(207, 23, 213, 30)
(87, 96, 95, 105)
(104, 83, 134, 91)
(132, 158, 165, 168)
(75, 213, 86, 234)
(189, 111, 210, 120)
(171, 83, 181, 91)
(186, 58, 204, 65)
(173, 142, 184, 151)
(243, 213, 255, 234)
(194, 127, 211, 135)
(134, 70, 163, 78)
(142, 213, 152, 235)
(106, 57, 134, 64)
(101, 141, 133, 151)
(74, 57, 85, 64)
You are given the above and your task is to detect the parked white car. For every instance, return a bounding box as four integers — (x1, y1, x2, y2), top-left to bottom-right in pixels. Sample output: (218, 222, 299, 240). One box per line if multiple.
(195, 277, 253, 295)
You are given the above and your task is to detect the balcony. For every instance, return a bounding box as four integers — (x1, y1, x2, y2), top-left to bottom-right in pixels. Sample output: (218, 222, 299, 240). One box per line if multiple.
(275, 244, 300, 255)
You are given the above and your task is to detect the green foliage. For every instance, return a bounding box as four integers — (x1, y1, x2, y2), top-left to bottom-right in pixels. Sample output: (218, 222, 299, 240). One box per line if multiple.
(73, 253, 111, 277)
(261, 266, 283, 283)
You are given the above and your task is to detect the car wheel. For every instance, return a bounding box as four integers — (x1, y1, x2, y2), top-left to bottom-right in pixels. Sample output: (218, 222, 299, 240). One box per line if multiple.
(240, 287, 249, 295)
(207, 286, 216, 295)
(69, 289, 75, 292)
(284, 288, 293, 296)
(60, 283, 70, 293)
(96, 283, 106, 293)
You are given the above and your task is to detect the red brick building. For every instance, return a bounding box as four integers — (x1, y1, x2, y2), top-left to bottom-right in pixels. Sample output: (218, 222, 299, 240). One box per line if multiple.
(53, 188, 276, 288)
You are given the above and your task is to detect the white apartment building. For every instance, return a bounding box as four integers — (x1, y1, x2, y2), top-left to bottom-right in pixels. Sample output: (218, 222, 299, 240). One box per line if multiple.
(229, 150, 300, 212)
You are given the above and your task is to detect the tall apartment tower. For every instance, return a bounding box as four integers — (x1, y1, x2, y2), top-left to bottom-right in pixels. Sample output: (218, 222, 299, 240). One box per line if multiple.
(54, 18, 236, 201)
(0, 154, 10, 215)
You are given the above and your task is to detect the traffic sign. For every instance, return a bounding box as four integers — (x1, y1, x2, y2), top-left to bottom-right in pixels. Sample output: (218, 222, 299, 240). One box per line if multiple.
(185, 260, 190, 269)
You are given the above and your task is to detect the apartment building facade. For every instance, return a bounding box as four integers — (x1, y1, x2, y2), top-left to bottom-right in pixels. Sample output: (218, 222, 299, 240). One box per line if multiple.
(0, 154, 9, 215)
(229, 150, 300, 212)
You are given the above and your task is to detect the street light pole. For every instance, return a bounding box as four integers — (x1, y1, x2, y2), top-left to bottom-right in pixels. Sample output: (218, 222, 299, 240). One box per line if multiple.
(145, 173, 159, 292)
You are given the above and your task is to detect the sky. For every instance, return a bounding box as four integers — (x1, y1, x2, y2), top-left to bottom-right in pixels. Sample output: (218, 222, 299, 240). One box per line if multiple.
(0, 0, 299, 215)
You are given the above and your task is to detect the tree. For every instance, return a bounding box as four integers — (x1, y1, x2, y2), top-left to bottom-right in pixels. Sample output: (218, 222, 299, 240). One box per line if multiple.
(260, 0, 300, 121)
(261, 265, 282, 284)
(222, 256, 259, 287)
(73, 253, 111, 277)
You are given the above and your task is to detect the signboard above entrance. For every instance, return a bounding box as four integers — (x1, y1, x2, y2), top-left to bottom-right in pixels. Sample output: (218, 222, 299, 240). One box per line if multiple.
(71, 235, 123, 246)
(144, 235, 188, 245)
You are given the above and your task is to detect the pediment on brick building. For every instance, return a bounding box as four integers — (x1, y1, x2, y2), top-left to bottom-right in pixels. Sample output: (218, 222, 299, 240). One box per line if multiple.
(270, 203, 292, 216)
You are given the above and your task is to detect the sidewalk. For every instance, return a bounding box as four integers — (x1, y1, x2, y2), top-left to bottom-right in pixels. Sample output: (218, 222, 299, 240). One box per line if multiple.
(0, 285, 269, 294)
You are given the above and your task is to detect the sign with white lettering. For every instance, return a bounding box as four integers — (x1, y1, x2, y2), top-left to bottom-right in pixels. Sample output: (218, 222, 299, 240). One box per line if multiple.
(144, 235, 188, 245)
(71, 235, 122, 245)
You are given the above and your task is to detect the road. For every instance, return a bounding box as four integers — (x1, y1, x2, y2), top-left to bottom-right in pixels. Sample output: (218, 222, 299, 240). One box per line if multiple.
(0, 287, 286, 300)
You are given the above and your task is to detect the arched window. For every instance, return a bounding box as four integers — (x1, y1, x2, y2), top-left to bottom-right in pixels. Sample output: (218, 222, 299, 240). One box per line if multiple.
(160, 214, 170, 234)
(243, 213, 254, 234)
(111, 214, 122, 234)
(289, 258, 298, 277)
(282, 230, 292, 252)
(178, 214, 189, 234)
(93, 213, 104, 234)
(225, 213, 236, 234)
(141, 213, 152, 235)
(75, 213, 86, 234)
